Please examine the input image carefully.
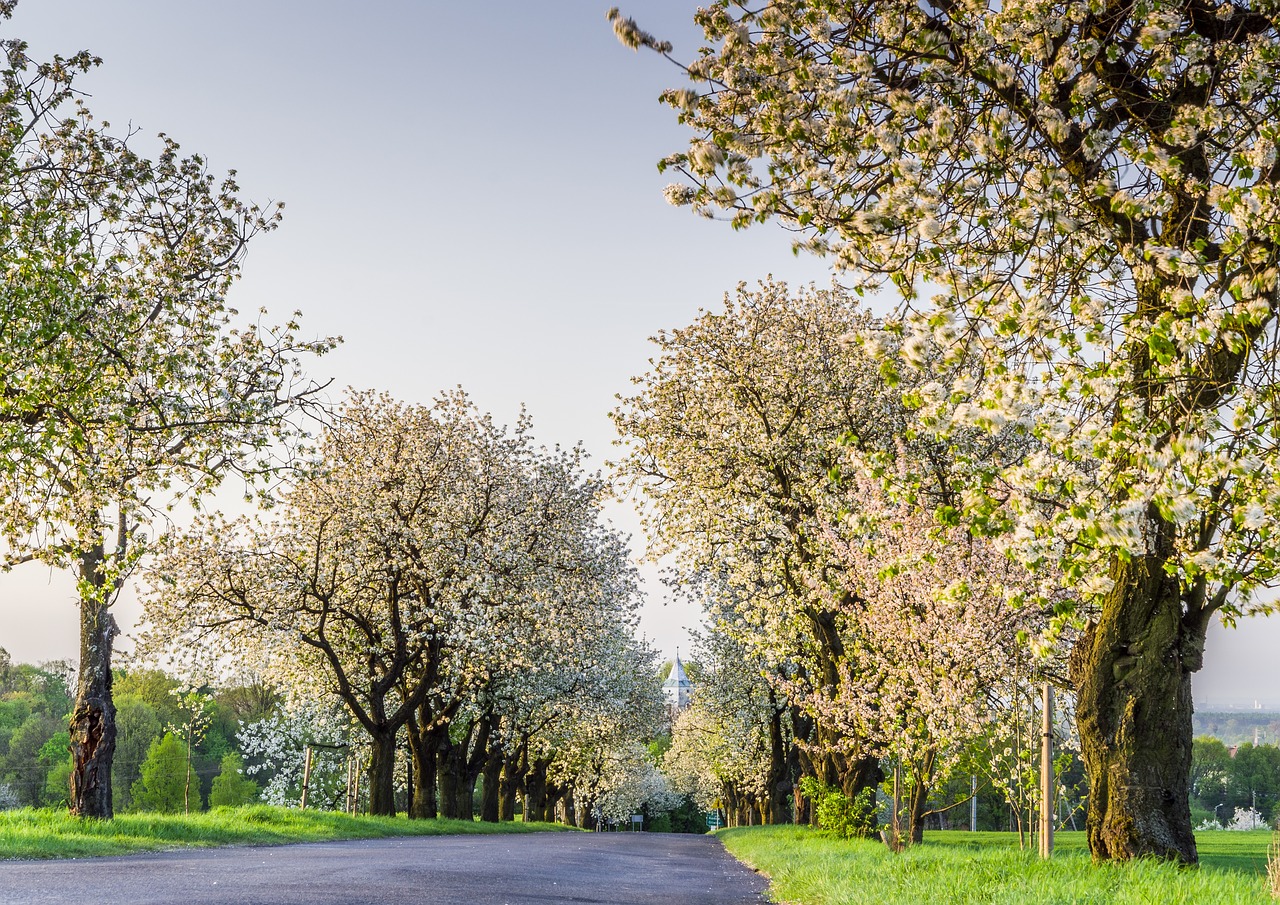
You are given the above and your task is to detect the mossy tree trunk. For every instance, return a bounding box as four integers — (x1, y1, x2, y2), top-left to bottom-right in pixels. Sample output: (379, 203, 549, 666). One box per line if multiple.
(1071, 521, 1212, 865)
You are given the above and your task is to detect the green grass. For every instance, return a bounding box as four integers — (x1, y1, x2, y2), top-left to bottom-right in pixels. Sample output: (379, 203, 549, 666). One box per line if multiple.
(0, 805, 576, 860)
(718, 826, 1278, 905)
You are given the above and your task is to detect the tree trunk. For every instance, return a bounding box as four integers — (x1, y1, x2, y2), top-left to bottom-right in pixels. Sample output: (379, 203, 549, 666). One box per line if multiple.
(907, 770, 931, 845)
(764, 701, 790, 824)
(1072, 544, 1201, 864)
(796, 745, 818, 826)
(458, 713, 493, 821)
(479, 745, 502, 822)
(541, 790, 559, 823)
(437, 711, 493, 821)
(498, 750, 522, 822)
(367, 730, 398, 817)
(523, 757, 551, 823)
(436, 734, 464, 819)
(563, 790, 577, 827)
(69, 547, 118, 819)
(789, 722, 807, 825)
(406, 713, 438, 819)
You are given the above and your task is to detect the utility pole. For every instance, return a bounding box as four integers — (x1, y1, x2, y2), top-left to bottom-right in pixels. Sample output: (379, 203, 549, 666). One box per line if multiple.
(1039, 684, 1054, 859)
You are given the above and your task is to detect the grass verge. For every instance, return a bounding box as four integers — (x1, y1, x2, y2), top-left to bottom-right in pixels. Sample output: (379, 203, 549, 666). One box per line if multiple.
(0, 805, 575, 860)
(718, 826, 1277, 905)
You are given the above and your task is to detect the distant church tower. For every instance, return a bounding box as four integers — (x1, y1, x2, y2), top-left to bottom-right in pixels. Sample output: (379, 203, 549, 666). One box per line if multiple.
(662, 651, 693, 715)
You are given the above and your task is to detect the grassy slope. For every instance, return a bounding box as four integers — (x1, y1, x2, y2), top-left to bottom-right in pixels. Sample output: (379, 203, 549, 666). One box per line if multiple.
(0, 805, 575, 860)
(719, 826, 1276, 905)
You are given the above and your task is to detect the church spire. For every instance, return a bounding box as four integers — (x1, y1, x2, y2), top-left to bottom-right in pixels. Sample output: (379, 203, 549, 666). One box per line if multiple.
(662, 650, 693, 713)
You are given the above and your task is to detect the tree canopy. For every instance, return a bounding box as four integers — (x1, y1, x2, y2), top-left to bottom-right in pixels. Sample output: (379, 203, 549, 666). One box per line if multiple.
(612, 0, 1280, 862)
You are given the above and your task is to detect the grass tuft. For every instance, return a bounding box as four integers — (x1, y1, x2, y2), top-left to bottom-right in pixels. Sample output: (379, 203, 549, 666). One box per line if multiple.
(718, 826, 1277, 905)
(0, 806, 576, 860)
(1268, 834, 1280, 900)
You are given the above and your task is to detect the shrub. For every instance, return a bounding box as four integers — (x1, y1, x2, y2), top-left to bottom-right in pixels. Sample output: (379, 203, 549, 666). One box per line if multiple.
(131, 733, 186, 813)
(800, 776, 877, 839)
(209, 752, 259, 808)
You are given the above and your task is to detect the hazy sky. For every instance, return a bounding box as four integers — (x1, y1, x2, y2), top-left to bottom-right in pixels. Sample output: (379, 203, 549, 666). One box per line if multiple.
(0, 1, 1275, 708)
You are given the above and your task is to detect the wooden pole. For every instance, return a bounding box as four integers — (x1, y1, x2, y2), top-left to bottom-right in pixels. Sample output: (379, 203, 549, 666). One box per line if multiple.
(300, 745, 314, 811)
(892, 760, 902, 851)
(346, 755, 355, 815)
(1039, 684, 1054, 859)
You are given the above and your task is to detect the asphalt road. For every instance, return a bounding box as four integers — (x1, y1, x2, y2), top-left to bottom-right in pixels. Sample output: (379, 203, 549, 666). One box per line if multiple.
(0, 832, 768, 905)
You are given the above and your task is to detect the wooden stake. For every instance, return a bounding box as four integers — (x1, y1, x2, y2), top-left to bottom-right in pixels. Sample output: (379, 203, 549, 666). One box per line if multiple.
(300, 745, 314, 811)
(1040, 684, 1054, 859)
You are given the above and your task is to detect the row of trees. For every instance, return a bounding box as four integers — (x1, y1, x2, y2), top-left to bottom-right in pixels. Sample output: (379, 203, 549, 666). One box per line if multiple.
(612, 0, 1280, 863)
(137, 391, 669, 826)
(0, 1, 667, 822)
(615, 280, 1059, 846)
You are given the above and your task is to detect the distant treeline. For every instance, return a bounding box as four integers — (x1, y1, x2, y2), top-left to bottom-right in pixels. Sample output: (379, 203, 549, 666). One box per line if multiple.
(0, 647, 274, 812)
(1194, 712, 1280, 748)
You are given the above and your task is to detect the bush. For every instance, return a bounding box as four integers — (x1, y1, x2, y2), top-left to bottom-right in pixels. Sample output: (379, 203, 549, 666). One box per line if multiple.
(209, 752, 259, 807)
(800, 777, 877, 839)
(131, 733, 186, 813)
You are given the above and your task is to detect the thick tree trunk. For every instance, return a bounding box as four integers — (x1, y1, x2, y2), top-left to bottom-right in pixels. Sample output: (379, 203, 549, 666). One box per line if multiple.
(764, 701, 790, 825)
(498, 750, 522, 822)
(69, 549, 118, 819)
(796, 745, 818, 826)
(367, 730, 398, 817)
(907, 772, 931, 845)
(479, 746, 502, 822)
(523, 757, 551, 823)
(562, 789, 577, 827)
(457, 713, 493, 821)
(436, 735, 464, 819)
(541, 790, 559, 823)
(406, 714, 437, 820)
(437, 711, 493, 821)
(1072, 545, 1202, 864)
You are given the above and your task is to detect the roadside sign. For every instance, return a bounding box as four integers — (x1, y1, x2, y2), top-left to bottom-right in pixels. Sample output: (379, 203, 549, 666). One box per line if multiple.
(706, 812, 722, 828)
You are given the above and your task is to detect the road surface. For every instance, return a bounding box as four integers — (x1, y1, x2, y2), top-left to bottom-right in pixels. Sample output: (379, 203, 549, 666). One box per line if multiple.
(0, 831, 768, 905)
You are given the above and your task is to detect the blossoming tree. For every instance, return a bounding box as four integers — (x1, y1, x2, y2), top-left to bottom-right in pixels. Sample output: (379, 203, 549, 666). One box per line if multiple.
(144, 390, 649, 818)
(613, 0, 1280, 862)
(613, 279, 896, 803)
(0, 8, 333, 818)
(815, 471, 1043, 844)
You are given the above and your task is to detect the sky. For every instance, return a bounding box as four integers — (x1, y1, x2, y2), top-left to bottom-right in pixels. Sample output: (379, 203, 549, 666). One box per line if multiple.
(0, 0, 1275, 708)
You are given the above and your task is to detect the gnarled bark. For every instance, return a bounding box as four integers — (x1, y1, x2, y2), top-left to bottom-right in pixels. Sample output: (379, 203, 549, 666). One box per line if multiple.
(69, 548, 118, 819)
(1071, 540, 1203, 864)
